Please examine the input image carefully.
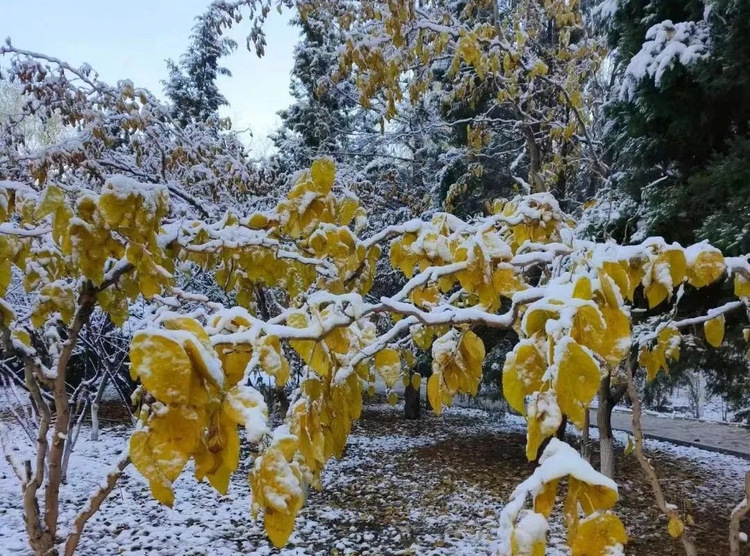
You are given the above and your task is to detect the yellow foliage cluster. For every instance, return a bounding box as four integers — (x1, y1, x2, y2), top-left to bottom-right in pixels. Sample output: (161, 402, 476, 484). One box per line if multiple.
(492, 193, 572, 254)
(4, 155, 747, 555)
(129, 316, 268, 505)
(0, 177, 171, 329)
(507, 274, 630, 459)
(181, 159, 376, 308)
(504, 439, 627, 556)
(427, 330, 485, 415)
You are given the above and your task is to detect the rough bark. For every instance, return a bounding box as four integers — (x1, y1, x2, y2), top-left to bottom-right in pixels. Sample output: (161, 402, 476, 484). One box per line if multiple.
(45, 290, 96, 543)
(63, 455, 130, 556)
(90, 372, 110, 442)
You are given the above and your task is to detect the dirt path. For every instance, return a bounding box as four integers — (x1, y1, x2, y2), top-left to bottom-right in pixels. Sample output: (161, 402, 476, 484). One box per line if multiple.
(590, 408, 750, 458)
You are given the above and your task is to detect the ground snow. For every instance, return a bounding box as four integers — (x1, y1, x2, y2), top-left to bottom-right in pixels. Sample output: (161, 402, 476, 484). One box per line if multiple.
(1, 403, 747, 555)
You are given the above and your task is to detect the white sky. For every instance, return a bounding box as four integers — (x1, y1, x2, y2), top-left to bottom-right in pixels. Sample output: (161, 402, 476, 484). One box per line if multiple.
(1, 0, 298, 151)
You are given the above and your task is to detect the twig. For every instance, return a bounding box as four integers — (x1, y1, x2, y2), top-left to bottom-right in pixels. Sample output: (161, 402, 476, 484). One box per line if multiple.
(625, 355, 698, 556)
(63, 453, 130, 556)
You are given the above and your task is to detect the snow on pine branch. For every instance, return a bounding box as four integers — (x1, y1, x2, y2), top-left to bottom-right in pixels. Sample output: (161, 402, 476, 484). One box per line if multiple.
(621, 19, 711, 100)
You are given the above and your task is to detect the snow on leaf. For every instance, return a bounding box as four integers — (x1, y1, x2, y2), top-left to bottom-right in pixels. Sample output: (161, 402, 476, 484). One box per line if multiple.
(374, 348, 401, 388)
(503, 340, 546, 416)
(570, 511, 627, 556)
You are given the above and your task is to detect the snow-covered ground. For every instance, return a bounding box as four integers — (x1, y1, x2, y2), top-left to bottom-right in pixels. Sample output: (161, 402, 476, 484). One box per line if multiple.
(1, 401, 748, 555)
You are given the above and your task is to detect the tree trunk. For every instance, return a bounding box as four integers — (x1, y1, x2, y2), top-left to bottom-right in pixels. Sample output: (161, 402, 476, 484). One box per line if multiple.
(404, 376, 420, 420)
(598, 377, 615, 478)
(90, 372, 110, 442)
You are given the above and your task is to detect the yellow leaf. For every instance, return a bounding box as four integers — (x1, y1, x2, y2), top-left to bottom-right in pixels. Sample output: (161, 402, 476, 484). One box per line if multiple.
(222, 385, 268, 440)
(645, 281, 669, 309)
(337, 196, 359, 227)
(645, 248, 686, 308)
(735, 275, 750, 298)
(247, 211, 269, 229)
(259, 335, 291, 386)
(624, 436, 634, 456)
(570, 512, 627, 556)
(130, 405, 204, 507)
(96, 288, 129, 327)
(572, 276, 592, 300)
(130, 430, 175, 507)
(533, 479, 560, 518)
(639, 326, 681, 382)
(687, 250, 725, 288)
(428, 372, 442, 416)
(0, 299, 14, 326)
(571, 304, 606, 355)
(704, 315, 725, 348)
(12, 329, 31, 346)
(410, 373, 422, 390)
(526, 392, 561, 461)
(597, 273, 621, 309)
(668, 517, 684, 538)
(0, 259, 11, 296)
(161, 316, 211, 347)
(34, 185, 65, 219)
(503, 341, 546, 416)
(374, 348, 401, 388)
(568, 477, 619, 516)
(458, 330, 485, 396)
(555, 341, 601, 429)
(510, 512, 548, 556)
(324, 325, 350, 355)
(214, 343, 252, 387)
(310, 158, 335, 194)
(52, 205, 73, 254)
(130, 332, 196, 405)
(387, 391, 398, 406)
(522, 307, 558, 337)
(492, 266, 523, 299)
(600, 262, 631, 302)
(596, 307, 631, 368)
(249, 432, 305, 548)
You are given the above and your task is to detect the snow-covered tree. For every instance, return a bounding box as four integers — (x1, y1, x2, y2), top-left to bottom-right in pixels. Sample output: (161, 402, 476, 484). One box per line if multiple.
(164, 5, 238, 126)
(270, 6, 358, 175)
(595, 0, 750, 255)
(0, 40, 264, 206)
(0, 43, 290, 555)
(1, 4, 749, 556)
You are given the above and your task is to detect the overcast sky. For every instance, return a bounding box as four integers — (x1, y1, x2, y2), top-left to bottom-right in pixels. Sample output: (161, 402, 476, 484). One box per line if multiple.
(2, 0, 298, 150)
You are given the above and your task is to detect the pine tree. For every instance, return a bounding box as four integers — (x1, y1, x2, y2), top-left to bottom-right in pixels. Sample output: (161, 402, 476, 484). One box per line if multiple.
(164, 6, 237, 126)
(270, 8, 357, 175)
(599, 0, 750, 255)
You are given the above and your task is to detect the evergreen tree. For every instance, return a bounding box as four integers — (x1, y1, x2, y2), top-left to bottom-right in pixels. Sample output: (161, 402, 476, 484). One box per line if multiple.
(599, 0, 750, 254)
(270, 7, 357, 175)
(164, 6, 237, 126)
